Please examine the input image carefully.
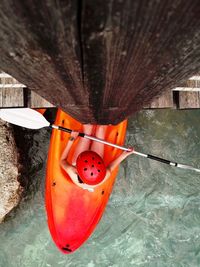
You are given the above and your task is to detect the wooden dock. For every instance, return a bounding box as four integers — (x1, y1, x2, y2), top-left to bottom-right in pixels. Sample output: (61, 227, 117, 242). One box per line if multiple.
(146, 75, 200, 109)
(0, 71, 200, 110)
(1, 1, 200, 124)
(0, 72, 54, 108)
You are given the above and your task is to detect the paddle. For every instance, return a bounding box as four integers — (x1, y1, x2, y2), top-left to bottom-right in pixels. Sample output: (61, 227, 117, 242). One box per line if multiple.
(0, 108, 200, 173)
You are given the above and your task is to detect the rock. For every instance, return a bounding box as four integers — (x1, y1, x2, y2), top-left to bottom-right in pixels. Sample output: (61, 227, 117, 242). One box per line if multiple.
(0, 120, 23, 223)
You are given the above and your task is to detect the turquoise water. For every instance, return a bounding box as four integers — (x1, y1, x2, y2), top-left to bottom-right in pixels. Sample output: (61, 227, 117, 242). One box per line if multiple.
(0, 110, 200, 267)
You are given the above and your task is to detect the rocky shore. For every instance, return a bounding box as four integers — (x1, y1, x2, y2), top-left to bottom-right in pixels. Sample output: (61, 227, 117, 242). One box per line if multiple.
(0, 119, 23, 223)
(0, 109, 54, 223)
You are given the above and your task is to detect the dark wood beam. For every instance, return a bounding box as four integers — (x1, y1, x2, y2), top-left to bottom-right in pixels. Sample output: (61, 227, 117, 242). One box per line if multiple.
(0, 1, 200, 124)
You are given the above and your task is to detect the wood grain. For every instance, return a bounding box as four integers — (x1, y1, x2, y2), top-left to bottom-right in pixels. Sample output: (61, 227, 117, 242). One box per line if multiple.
(0, 1, 200, 123)
(1, 88, 24, 107)
(29, 90, 54, 108)
(148, 90, 174, 109)
(179, 92, 200, 109)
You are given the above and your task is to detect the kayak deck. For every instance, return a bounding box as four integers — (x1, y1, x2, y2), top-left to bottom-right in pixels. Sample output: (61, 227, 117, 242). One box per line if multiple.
(45, 109, 127, 253)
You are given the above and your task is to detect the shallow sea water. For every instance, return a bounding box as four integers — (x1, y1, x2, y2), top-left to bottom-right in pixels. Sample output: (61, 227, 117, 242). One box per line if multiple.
(0, 109, 200, 267)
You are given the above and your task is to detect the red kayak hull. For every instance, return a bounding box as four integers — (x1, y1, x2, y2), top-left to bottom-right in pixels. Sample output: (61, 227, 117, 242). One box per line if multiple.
(45, 109, 127, 253)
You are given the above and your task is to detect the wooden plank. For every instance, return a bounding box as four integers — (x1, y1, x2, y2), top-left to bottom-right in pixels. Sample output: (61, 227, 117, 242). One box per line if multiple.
(145, 90, 174, 109)
(0, 76, 15, 85)
(4, 69, 200, 110)
(178, 78, 200, 89)
(0, 87, 2, 107)
(0, 1, 86, 121)
(0, 72, 53, 108)
(189, 75, 200, 80)
(179, 91, 200, 109)
(0, 74, 24, 107)
(0, 84, 26, 88)
(0, 2, 200, 123)
(80, 1, 200, 123)
(173, 87, 200, 92)
(186, 79, 200, 88)
(0, 72, 24, 87)
(29, 90, 54, 108)
(0, 73, 12, 78)
(1, 87, 24, 107)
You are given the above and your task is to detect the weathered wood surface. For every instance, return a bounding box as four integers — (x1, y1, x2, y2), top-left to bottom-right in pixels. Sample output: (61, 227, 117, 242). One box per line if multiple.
(172, 75, 200, 109)
(147, 90, 174, 109)
(0, 87, 53, 108)
(28, 90, 54, 108)
(179, 92, 200, 109)
(0, 1, 200, 123)
(146, 90, 200, 110)
(1, 88, 24, 107)
(0, 72, 53, 108)
(2, 71, 200, 109)
(0, 75, 24, 107)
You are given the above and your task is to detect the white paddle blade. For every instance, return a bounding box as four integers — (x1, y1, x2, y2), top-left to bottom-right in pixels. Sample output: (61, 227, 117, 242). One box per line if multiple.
(178, 164, 200, 173)
(0, 108, 50, 129)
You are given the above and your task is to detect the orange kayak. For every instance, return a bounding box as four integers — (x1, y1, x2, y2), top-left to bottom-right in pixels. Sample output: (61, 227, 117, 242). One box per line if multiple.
(35, 109, 46, 115)
(45, 109, 127, 253)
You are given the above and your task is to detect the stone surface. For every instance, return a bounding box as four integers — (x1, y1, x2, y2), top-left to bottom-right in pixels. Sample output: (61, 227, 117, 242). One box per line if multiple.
(0, 120, 23, 223)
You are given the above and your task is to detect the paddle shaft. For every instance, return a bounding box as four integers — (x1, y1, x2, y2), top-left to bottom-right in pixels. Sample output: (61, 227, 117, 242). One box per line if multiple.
(50, 124, 130, 151)
(50, 124, 200, 173)
(0, 108, 199, 172)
